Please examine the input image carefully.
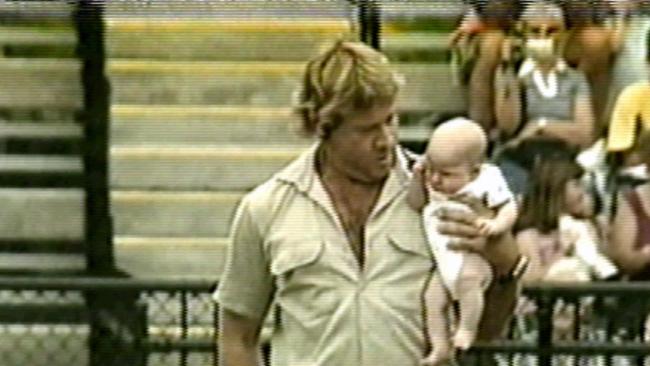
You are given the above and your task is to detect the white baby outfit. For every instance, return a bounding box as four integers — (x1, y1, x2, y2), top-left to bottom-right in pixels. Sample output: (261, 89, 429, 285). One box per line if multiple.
(422, 164, 514, 299)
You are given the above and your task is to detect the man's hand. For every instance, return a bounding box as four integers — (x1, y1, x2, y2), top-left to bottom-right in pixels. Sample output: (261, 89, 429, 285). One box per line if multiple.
(437, 194, 519, 274)
(476, 218, 502, 237)
(436, 201, 487, 253)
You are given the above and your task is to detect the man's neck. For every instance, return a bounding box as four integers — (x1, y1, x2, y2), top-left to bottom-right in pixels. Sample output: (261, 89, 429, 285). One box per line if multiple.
(536, 61, 556, 75)
(317, 146, 386, 191)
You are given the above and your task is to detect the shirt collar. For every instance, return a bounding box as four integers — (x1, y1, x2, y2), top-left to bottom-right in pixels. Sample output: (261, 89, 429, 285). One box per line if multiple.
(518, 57, 568, 78)
(276, 142, 411, 208)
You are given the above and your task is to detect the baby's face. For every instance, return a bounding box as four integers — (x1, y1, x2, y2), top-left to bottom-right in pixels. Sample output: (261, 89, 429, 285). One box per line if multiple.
(424, 155, 476, 195)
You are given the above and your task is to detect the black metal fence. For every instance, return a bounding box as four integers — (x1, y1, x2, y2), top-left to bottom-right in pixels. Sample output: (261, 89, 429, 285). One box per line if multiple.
(0, 277, 217, 366)
(471, 282, 650, 366)
(1, 277, 649, 366)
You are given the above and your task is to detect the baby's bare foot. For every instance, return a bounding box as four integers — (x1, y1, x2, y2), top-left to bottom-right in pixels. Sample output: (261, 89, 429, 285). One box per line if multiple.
(421, 347, 452, 366)
(453, 329, 476, 350)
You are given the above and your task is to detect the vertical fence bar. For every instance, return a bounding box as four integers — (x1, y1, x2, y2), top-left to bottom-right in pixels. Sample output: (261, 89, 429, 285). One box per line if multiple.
(537, 293, 554, 366)
(213, 300, 219, 366)
(358, 0, 381, 50)
(180, 291, 189, 366)
(74, 0, 115, 275)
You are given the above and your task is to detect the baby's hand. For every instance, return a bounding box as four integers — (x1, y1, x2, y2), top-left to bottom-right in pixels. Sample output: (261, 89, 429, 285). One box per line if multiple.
(476, 218, 502, 237)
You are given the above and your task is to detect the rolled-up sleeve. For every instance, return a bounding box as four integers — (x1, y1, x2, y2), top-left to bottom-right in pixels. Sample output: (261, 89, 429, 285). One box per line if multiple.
(214, 196, 273, 321)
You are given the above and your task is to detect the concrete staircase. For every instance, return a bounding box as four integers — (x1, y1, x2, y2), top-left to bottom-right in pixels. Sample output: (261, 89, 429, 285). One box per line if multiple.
(106, 0, 466, 279)
(0, 1, 85, 274)
(104, 0, 356, 278)
(0, 0, 467, 278)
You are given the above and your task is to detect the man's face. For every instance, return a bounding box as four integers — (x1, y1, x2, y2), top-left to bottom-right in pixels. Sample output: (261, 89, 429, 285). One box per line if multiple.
(322, 103, 398, 184)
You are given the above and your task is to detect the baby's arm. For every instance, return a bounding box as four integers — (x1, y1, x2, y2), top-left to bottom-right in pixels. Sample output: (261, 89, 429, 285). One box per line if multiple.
(477, 200, 518, 236)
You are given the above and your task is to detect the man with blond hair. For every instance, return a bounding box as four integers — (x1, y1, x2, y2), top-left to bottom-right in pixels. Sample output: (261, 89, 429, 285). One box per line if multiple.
(216, 41, 523, 366)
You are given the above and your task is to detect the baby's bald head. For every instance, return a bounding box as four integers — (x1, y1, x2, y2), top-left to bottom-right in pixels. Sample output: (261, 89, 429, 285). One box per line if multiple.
(426, 118, 487, 167)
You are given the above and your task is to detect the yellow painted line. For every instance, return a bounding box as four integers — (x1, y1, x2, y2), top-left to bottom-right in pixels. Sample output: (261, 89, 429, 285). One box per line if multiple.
(112, 190, 244, 203)
(106, 18, 350, 34)
(112, 105, 292, 120)
(0, 27, 76, 44)
(115, 236, 230, 249)
(111, 146, 304, 160)
(107, 59, 304, 75)
(383, 32, 450, 49)
(0, 58, 79, 71)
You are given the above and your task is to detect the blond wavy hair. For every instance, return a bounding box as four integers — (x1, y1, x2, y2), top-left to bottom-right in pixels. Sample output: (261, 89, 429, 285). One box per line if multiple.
(293, 40, 402, 139)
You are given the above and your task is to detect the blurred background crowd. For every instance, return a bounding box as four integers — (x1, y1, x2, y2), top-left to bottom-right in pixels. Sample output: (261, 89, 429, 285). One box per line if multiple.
(445, 0, 649, 285)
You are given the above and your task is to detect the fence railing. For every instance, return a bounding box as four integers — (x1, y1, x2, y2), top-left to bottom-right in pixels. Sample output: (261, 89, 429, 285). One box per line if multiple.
(472, 281, 650, 366)
(1, 276, 649, 366)
(0, 276, 217, 366)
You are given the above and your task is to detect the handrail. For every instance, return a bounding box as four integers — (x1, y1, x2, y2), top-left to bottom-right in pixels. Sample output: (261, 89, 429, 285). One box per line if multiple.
(0, 276, 649, 365)
(523, 281, 650, 296)
(0, 276, 216, 292)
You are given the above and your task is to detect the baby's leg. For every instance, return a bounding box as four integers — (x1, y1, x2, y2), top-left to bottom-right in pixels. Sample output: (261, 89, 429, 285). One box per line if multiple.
(422, 273, 453, 366)
(454, 255, 492, 350)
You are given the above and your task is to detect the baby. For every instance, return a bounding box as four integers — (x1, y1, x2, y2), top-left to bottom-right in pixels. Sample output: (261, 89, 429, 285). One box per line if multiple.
(408, 118, 519, 366)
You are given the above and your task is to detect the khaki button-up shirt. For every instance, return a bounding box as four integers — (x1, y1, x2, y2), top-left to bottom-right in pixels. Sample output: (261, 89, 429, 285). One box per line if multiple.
(215, 144, 434, 366)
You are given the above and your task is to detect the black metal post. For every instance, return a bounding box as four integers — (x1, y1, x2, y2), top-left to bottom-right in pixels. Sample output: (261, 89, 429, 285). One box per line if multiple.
(213, 302, 220, 366)
(74, 0, 115, 275)
(74, 2, 145, 365)
(537, 294, 554, 366)
(358, 0, 381, 50)
(181, 291, 189, 366)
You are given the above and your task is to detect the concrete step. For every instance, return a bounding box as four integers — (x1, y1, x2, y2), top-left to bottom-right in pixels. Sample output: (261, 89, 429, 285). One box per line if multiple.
(0, 189, 84, 240)
(0, 155, 83, 188)
(0, 146, 302, 190)
(0, 254, 85, 275)
(381, 1, 463, 20)
(111, 105, 432, 146)
(0, 58, 463, 112)
(0, 1, 73, 23)
(108, 60, 465, 111)
(383, 32, 450, 62)
(111, 105, 312, 146)
(0, 58, 81, 108)
(110, 146, 304, 190)
(0, 189, 243, 240)
(111, 190, 242, 238)
(105, 0, 354, 19)
(106, 19, 353, 61)
(0, 122, 82, 155)
(115, 236, 229, 278)
(0, 26, 75, 47)
(0, 122, 81, 139)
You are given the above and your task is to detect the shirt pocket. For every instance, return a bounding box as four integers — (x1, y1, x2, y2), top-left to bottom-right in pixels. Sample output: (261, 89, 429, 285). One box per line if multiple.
(387, 229, 432, 261)
(268, 238, 337, 324)
(269, 238, 323, 278)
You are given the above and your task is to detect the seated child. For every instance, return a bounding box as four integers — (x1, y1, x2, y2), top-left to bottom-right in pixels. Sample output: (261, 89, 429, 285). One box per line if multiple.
(408, 118, 520, 365)
(559, 214, 619, 280)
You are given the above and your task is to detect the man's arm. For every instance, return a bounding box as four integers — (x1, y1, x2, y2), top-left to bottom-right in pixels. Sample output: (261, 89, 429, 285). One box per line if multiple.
(215, 195, 274, 365)
(219, 309, 265, 366)
(469, 30, 507, 131)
